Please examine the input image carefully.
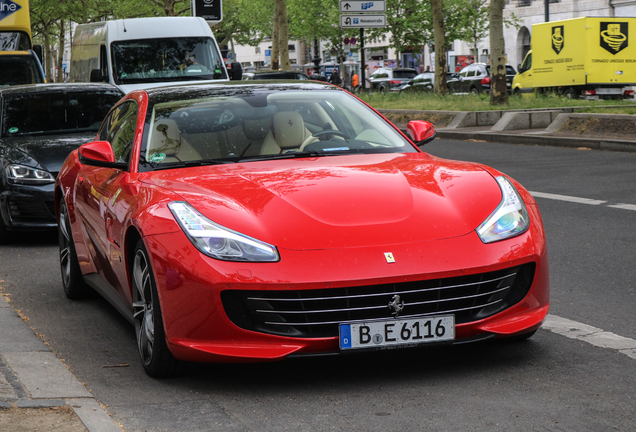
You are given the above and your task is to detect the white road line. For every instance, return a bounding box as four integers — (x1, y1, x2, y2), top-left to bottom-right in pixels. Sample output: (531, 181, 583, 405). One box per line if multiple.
(530, 191, 607, 205)
(607, 203, 636, 211)
(543, 314, 636, 361)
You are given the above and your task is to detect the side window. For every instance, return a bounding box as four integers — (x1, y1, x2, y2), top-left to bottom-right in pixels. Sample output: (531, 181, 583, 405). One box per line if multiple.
(459, 66, 470, 78)
(98, 102, 138, 164)
(466, 67, 476, 78)
(99, 45, 109, 78)
(521, 53, 532, 72)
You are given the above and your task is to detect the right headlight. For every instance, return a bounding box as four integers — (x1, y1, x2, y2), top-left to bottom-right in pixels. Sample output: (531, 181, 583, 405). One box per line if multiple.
(6, 164, 55, 185)
(168, 201, 280, 262)
(476, 176, 530, 244)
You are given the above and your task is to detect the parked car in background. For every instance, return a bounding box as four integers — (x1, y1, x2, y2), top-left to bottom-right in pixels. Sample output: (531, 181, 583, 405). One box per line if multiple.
(396, 72, 455, 93)
(0, 83, 123, 243)
(447, 63, 516, 94)
(243, 70, 309, 80)
(368, 67, 417, 93)
(56, 81, 548, 377)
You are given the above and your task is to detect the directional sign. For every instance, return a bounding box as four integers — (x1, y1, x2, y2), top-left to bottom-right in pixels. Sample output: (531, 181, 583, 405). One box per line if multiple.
(340, 14, 387, 28)
(192, 0, 223, 24)
(340, 1, 386, 13)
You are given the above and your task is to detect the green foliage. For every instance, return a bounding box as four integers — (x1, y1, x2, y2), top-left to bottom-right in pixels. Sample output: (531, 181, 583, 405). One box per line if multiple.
(358, 91, 636, 112)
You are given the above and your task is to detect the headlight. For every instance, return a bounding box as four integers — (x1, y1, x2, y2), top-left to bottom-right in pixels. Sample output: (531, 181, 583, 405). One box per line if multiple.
(6, 164, 55, 185)
(476, 176, 529, 243)
(168, 202, 280, 262)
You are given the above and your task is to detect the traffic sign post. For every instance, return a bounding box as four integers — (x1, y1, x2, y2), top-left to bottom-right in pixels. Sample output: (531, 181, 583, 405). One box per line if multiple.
(339, 1, 386, 13)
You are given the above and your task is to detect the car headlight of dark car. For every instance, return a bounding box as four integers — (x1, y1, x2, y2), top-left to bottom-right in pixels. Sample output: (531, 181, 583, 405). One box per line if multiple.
(477, 176, 530, 243)
(6, 164, 55, 185)
(168, 201, 280, 262)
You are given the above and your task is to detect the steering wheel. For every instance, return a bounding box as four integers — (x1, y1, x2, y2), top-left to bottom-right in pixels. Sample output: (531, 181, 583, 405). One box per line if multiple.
(300, 129, 348, 151)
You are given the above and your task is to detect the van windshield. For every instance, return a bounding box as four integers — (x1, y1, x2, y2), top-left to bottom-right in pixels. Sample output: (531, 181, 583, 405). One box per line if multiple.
(110, 37, 227, 85)
(0, 55, 44, 86)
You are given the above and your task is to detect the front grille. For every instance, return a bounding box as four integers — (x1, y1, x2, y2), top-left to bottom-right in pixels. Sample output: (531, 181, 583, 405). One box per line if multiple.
(8, 197, 55, 222)
(222, 263, 536, 338)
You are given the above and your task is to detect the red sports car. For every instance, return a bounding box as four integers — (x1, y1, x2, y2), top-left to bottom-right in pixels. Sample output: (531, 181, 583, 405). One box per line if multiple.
(55, 82, 549, 377)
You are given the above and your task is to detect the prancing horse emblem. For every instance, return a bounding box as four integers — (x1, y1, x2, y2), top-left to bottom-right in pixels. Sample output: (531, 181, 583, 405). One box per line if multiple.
(388, 294, 405, 317)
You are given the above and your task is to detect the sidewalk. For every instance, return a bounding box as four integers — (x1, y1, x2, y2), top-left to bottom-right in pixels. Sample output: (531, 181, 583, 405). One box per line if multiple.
(0, 294, 122, 432)
(380, 107, 636, 152)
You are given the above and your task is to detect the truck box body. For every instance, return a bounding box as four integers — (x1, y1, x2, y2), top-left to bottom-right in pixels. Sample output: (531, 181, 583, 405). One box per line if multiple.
(70, 17, 238, 93)
(513, 17, 636, 97)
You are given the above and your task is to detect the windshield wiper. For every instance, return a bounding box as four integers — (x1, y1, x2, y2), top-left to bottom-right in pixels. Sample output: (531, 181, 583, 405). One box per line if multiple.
(238, 150, 357, 163)
(152, 158, 237, 170)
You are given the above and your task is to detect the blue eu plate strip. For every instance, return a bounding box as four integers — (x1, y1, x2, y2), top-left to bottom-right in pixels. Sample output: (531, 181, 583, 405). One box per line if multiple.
(339, 324, 352, 349)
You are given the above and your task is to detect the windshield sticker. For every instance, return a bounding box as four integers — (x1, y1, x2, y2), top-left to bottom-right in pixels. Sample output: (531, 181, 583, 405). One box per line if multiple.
(149, 152, 166, 162)
(324, 147, 350, 151)
(8, 127, 18, 134)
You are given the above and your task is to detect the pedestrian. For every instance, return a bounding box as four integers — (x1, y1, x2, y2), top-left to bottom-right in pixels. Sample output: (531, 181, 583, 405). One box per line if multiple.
(352, 73, 360, 89)
(329, 70, 342, 86)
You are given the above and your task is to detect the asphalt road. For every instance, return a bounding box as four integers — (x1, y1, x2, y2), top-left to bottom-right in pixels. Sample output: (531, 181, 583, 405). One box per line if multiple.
(1, 138, 635, 431)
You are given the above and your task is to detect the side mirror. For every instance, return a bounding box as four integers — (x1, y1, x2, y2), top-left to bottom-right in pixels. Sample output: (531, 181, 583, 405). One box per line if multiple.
(90, 69, 108, 83)
(33, 45, 44, 64)
(407, 120, 436, 146)
(228, 62, 243, 81)
(78, 141, 127, 169)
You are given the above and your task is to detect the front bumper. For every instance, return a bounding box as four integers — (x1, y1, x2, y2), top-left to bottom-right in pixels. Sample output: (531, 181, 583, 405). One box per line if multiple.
(0, 182, 57, 231)
(142, 203, 549, 363)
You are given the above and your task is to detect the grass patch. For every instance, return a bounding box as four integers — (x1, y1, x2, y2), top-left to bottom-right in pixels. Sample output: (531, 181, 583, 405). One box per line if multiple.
(359, 91, 636, 112)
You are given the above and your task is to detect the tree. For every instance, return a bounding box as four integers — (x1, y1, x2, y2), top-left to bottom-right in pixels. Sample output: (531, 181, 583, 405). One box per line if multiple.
(274, 0, 290, 70)
(489, 0, 508, 105)
(430, 0, 447, 94)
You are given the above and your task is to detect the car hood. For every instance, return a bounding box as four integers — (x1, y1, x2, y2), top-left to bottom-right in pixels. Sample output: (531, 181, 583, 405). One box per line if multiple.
(141, 153, 502, 250)
(2, 132, 96, 174)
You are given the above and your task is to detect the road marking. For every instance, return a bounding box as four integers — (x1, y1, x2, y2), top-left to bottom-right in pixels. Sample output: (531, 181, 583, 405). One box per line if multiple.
(543, 314, 636, 360)
(607, 203, 636, 211)
(530, 191, 606, 205)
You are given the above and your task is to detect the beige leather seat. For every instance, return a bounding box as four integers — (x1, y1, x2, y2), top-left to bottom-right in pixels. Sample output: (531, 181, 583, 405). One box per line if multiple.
(147, 119, 201, 163)
(260, 111, 312, 155)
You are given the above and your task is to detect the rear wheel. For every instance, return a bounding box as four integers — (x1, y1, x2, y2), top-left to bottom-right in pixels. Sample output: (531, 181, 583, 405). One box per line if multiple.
(58, 198, 90, 299)
(470, 86, 479, 95)
(132, 239, 182, 378)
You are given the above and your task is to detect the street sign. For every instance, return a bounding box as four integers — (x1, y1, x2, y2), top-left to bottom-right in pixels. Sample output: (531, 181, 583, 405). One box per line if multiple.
(265, 49, 272, 56)
(192, 0, 222, 24)
(340, 14, 387, 28)
(339, 1, 386, 13)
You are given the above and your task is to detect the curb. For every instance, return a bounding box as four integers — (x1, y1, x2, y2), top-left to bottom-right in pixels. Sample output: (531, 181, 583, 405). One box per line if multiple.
(0, 295, 122, 432)
(435, 129, 636, 152)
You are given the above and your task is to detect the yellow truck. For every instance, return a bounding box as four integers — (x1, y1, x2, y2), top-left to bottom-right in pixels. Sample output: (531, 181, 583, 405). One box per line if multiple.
(0, 0, 45, 86)
(513, 17, 636, 99)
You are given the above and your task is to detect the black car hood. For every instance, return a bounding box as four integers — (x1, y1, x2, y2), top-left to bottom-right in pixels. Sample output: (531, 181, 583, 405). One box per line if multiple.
(1, 132, 96, 174)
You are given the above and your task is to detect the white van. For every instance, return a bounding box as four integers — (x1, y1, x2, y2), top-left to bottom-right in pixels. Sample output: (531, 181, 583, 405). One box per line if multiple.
(70, 17, 241, 93)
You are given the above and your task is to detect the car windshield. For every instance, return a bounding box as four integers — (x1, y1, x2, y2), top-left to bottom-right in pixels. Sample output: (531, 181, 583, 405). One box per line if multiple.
(140, 87, 415, 170)
(110, 37, 226, 84)
(0, 55, 44, 86)
(2, 90, 122, 136)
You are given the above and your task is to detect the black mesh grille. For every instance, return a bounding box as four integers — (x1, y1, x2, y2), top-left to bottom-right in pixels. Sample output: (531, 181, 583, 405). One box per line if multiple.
(222, 263, 536, 338)
(8, 197, 54, 222)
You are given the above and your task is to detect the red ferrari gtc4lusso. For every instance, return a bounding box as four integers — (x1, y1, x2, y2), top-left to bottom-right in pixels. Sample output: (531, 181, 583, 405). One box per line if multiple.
(55, 82, 549, 377)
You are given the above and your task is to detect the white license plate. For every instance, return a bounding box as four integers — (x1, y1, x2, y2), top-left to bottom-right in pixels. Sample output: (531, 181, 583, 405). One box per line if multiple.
(339, 316, 455, 350)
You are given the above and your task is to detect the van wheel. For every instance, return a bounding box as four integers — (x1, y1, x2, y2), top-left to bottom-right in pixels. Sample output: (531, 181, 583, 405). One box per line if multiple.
(512, 88, 521, 97)
(564, 87, 579, 99)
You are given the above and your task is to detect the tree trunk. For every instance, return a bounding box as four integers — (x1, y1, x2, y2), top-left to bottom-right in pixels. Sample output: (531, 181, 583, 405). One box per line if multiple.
(431, 0, 447, 95)
(271, 0, 280, 70)
(56, 20, 65, 83)
(489, 0, 508, 105)
(275, 0, 290, 70)
(42, 23, 53, 82)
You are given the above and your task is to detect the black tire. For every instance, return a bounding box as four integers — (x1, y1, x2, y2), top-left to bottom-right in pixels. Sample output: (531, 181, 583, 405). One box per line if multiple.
(512, 88, 521, 97)
(0, 220, 11, 245)
(58, 198, 90, 299)
(132, 239, 183, 378)
(379, 85, 387, 94)
(470, 86, 479, 95)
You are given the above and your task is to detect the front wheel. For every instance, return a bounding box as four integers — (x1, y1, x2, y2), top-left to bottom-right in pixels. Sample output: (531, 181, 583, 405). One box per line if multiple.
(132, 239, 182, 377)
(58, 198, 90, 299)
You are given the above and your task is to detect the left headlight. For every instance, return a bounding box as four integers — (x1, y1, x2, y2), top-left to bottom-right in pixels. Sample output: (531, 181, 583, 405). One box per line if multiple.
(6, 164, 55, 185)
(168, 201, 280, 262)
(476, 176, 529, 244)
